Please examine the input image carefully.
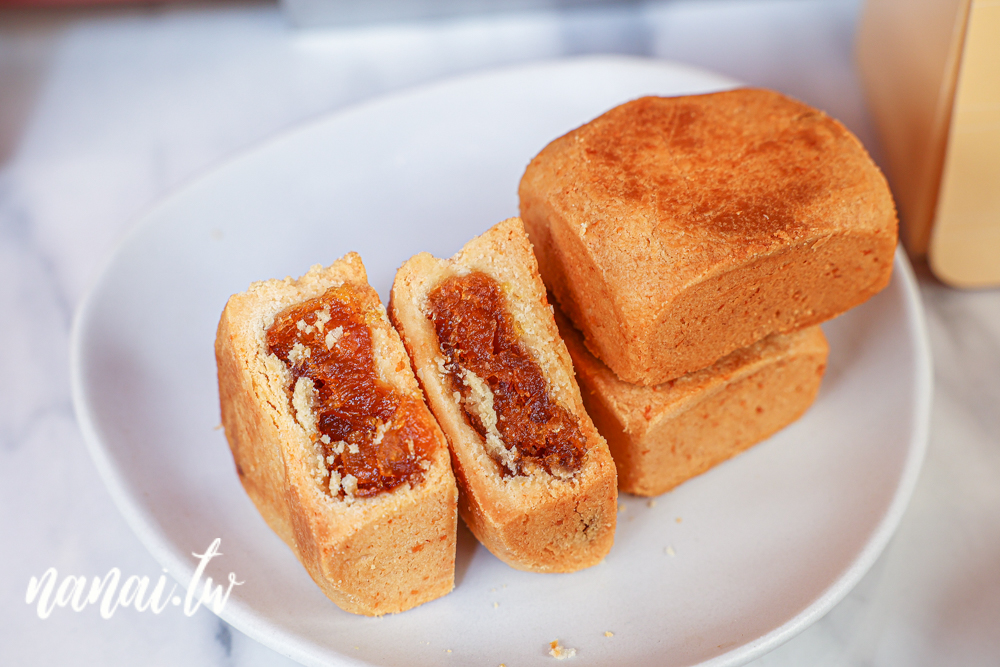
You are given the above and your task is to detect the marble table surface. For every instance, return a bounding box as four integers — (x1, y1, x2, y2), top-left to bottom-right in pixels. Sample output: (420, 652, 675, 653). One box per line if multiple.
(2, 0, 998, 665)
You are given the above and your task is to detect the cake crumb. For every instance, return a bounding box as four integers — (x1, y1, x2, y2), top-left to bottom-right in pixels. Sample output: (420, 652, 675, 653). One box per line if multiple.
(314, 308, 331, 332)
(617, 503, 626, 514)
(647, 499, 657, 508)
(328, 470, 342, 496)
(604, 631, 614, 638)
(292, 376, 318, 435)
(288, 341, 311, 365)
(324, 325, 344, 349)
(313, 453, 328, 481)
(676, 517, 683, 523)
(373, 420, 390, 448)
(342, 474, 358, 497)
(549, 640, 576, 660)
(666, 545, 676, 557)
(493, 602, 499, 609)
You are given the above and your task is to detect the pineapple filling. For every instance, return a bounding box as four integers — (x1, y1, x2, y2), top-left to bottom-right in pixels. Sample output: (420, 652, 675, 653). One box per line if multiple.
(427, 272, 585, 477)
(267, 285, 432, 498)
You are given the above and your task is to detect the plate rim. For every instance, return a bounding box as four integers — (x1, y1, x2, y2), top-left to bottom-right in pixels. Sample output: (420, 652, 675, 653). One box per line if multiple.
(69, 54, 933, 667)
(701, 247, 934, 667)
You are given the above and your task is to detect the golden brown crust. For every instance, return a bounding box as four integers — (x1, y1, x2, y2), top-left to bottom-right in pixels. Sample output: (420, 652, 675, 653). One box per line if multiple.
(558, 309, 829, 496)
(520, 89, 896, 385)
(389, 218, 617, 573)
(215, 254, 457, 616)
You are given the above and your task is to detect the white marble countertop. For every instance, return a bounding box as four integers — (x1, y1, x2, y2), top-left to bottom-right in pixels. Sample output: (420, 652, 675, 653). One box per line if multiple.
(2, 1, 998, 665)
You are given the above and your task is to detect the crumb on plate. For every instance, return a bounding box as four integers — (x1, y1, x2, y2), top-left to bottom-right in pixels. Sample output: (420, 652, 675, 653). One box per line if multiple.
(549, 640, 576, 660)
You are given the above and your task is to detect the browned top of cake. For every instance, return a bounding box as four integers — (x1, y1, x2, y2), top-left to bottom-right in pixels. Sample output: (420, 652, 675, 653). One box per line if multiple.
(426, 272, 585, 477)
(520, 88, 896, 310)
(267, 284, 433, 498)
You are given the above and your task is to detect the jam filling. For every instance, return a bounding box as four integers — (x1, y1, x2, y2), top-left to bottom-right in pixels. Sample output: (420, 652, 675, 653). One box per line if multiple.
(427, 272, 585, 477)
(266, 285, 431, 499)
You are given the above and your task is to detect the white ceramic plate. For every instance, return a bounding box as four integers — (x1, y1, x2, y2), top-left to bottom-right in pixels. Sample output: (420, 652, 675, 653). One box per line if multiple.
(71, 56, 932, 667)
